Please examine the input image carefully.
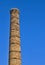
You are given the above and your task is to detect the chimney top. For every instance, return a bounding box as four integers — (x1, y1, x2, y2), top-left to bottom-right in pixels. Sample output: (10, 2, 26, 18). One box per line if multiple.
(10, 8, 19, 14)
(10, 8, 19, 11)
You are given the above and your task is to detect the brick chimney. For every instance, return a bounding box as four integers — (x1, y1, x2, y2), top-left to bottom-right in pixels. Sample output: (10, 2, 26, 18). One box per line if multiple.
(9, 8, 21, 65)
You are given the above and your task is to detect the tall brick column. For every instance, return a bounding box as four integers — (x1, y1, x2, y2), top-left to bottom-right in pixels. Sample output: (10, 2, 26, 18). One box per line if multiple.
(9, 8, 21, 65)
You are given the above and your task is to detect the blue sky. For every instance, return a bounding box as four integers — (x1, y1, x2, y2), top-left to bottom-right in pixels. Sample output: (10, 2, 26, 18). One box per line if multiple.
(0, 0, 45, 65)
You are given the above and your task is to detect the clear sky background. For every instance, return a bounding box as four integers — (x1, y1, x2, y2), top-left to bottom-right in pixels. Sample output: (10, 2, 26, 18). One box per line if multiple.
(0, 0, 45, 65)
